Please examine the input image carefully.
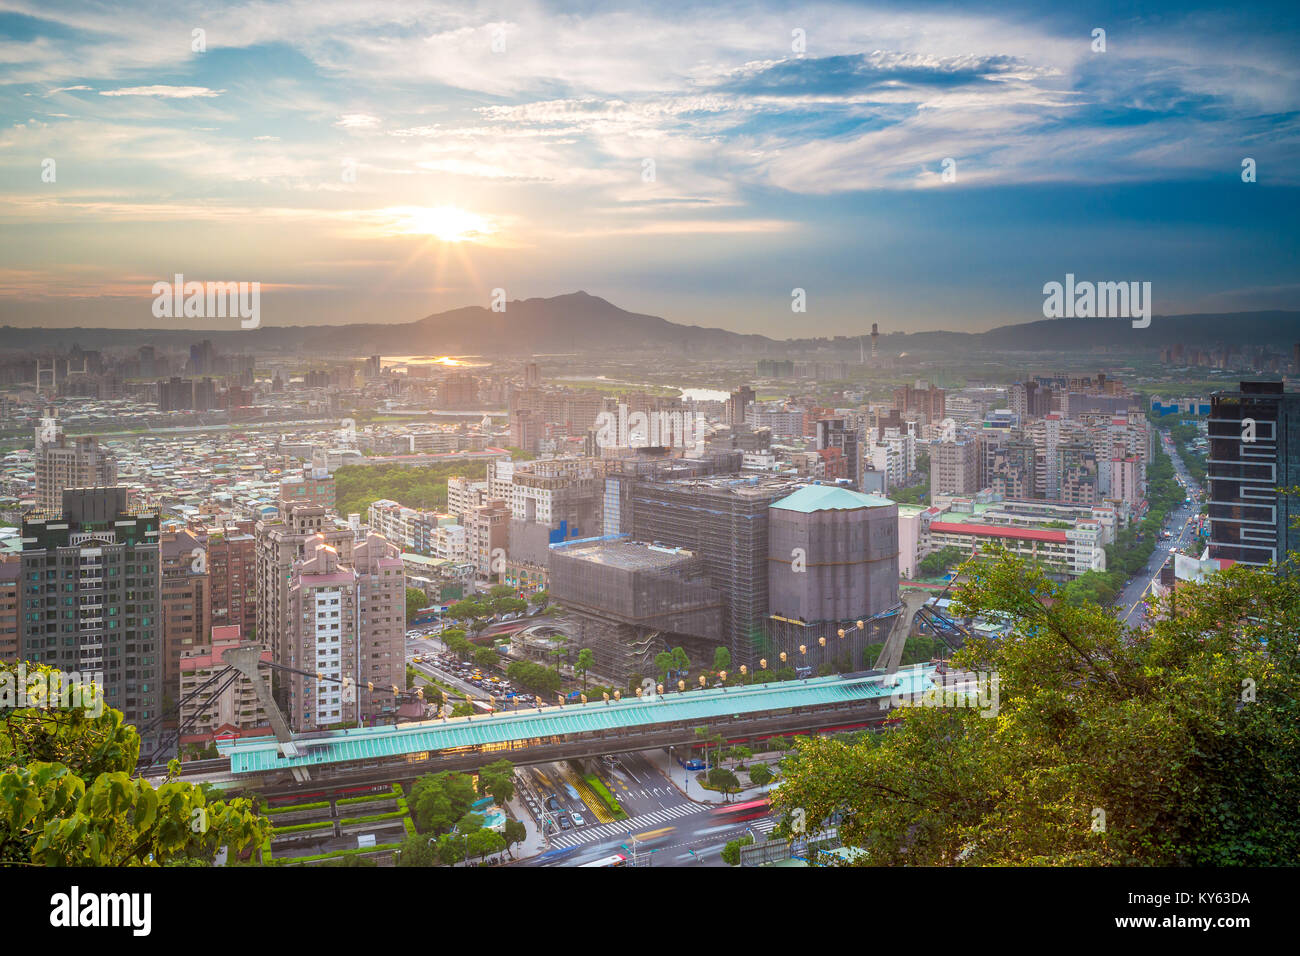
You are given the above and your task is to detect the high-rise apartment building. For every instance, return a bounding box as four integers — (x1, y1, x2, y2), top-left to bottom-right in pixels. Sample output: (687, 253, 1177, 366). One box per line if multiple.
(1208, 381, 1300, 567)
(20, 488, 161, 754)
(726, 386, 756, 426)
(206, 524, 257, 638)
(0, 558, 19, 660)
(160, 529, 212, 707)
(285, 534, 404, 730)
(988, 439, 1038, 499)
(464, 499, 510, 579)
(893, 381, 946, 423)
(930, 439, 980, 497)
(1057, 442, 1099, 505)
(815, 417, 861, 488)
(255, 504, 355, 707)
(33, 414, 116, 512)
(446, 476, 489, 520)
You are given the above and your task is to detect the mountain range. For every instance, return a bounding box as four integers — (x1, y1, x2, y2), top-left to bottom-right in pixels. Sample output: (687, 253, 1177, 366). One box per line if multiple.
(0, 292, 1296, 356)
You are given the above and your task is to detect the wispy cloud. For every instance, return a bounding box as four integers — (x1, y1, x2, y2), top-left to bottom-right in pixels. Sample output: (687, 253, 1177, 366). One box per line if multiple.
(99, 85, 225, 98)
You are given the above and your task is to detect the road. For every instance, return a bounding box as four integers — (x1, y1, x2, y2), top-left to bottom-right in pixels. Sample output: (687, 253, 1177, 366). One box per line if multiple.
(1115, 431, 1205, 627)
(515, 750, 777, 867)
(405, 627, 494, 703)
(520, 801, 778, 867)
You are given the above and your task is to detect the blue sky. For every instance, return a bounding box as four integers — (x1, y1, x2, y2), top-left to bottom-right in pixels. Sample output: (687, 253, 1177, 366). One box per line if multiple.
(0, 0, 1297, 335)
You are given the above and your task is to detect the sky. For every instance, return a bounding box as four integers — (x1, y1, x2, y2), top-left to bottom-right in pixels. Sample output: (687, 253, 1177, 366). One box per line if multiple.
(0, 0, 1297, 337)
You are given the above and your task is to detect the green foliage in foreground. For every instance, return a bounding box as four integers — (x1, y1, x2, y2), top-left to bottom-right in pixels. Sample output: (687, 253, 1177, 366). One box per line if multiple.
(771, 548, 1300, 865)
(0, 661, 269, 866)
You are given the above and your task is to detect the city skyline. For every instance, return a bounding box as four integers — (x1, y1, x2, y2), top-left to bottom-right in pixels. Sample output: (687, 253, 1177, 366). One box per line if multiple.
(2, 0, 1298, 333)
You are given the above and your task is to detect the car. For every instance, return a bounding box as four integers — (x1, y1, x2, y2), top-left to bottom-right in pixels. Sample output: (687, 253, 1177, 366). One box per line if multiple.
(571, 812, 585, 826)
(545, 795, 560, 812)
(558, 814, 572, 830)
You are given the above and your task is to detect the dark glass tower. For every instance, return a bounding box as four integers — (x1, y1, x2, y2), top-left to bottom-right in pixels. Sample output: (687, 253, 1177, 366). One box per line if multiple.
(1207, 381, 1300, 569)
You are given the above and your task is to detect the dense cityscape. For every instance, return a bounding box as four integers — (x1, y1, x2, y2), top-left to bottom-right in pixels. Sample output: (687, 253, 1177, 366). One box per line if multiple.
(2, 332, 1296, 872)
(2, 0, 1297, 938)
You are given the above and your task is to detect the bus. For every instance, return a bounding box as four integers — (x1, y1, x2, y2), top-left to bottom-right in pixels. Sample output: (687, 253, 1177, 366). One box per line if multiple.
(579, 853, 628, 867)
(711, 797, 770, 822)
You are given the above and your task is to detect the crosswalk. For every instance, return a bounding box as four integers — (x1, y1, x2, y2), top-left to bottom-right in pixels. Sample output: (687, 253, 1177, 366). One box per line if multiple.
(547, 801, 702, 848)
(547, 802, 780, 849)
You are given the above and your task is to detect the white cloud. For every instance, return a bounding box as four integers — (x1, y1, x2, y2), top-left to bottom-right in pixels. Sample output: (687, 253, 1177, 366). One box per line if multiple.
(335, 113, 382, 129)
(99, 85, 225, 98)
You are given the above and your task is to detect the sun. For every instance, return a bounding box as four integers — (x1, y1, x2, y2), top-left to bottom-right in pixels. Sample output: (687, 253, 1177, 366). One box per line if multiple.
(401, 205, 493, 242)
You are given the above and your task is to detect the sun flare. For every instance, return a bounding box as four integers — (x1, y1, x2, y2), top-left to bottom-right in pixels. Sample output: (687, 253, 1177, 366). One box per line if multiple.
(401, 205, 493, 243)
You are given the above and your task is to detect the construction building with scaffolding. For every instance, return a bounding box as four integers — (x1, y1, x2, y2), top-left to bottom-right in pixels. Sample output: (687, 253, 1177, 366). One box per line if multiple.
(548, 535, 725, 683)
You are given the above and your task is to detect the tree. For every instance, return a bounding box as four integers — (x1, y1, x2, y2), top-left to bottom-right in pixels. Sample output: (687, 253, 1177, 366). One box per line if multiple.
(712, 646, 732, 674)
(477, 759, 515, 804)
(473, 647, 499, 671)
(918, 546, 965, 578)
(468, 828, 506, 863)
(450, 702, 476, 717)
(670, 646, 690, 677)
(708, 768, 740, 801)
(447, 600, 489, 628)
(406, 587, 428, 625)
(770, 545, 1300, 865)
(653, 651, 674, 683)
(491, 596, 527, 616)
(0, 662, 269, 867)
(333, 461, 489, 518)
(576, 648, 595, 691)
(721, 834, 754, 866)
(396, 833, 438, 867)
(504, 818, 527, 858)
(435, 833, 465, 866)
(410, 771, 477, 834)
(488, 584, 517, 601)
(442, 630, 472, 660)
(506, 660, 562, 697)
(323, 853, 378, 867)
(748, 764, 774, 787)
(529, 590, 549, 608)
